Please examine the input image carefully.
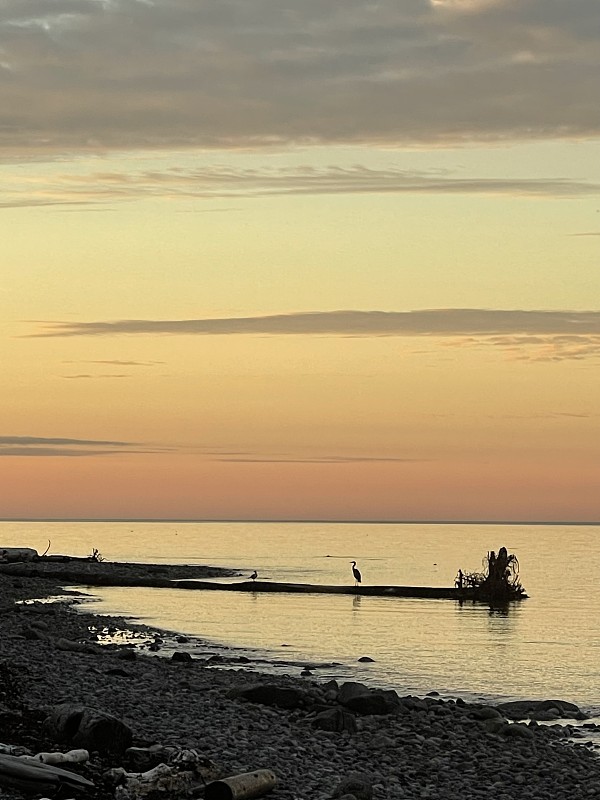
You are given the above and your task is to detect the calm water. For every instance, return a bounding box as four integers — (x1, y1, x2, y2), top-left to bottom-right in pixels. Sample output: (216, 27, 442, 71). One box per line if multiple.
(2, 521, 599, 712)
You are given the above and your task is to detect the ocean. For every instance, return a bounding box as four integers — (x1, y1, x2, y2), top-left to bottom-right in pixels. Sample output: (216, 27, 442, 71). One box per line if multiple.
(2, 521, 599, 714)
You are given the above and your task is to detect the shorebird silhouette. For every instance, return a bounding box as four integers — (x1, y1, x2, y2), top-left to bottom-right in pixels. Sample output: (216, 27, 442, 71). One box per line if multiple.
(350, 561, 362, 586)
(250, 570, 258, 581)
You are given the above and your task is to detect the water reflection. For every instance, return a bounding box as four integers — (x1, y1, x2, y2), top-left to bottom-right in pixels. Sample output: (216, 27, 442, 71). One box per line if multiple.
(352, 594, 362, 612)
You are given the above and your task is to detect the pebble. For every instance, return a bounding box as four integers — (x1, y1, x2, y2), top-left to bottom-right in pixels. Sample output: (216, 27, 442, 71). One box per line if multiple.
(2, 575, 600, 800)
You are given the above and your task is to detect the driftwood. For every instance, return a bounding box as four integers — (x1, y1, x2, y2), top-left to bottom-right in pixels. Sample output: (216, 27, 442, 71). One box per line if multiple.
(205, 769, 277, 800)
(0, 552, 526, 603)
(175, 580, 465, 599)
(0, 752, 94, 794)
(457, 546, 526, 604)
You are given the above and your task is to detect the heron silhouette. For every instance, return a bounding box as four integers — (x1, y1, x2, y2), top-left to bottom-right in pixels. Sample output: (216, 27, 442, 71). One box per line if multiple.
(250, 570, 258, 581)
(350, 561, 362, 586)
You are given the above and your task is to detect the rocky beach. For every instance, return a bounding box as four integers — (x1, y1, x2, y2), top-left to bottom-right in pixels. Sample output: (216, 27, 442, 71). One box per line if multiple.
(1, 560, 600, 800)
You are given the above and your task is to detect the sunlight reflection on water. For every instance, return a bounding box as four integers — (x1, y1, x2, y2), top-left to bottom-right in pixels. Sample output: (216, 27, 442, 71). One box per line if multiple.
(3, 520, 600, 709)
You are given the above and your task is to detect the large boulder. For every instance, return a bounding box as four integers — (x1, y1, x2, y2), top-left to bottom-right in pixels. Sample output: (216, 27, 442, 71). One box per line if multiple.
(312, 708, 357, 733)
(495, 699, 587, 721)
(44, 704, 133, 754)
(337, 682, 400, 716)
(233, 684, 311, 710)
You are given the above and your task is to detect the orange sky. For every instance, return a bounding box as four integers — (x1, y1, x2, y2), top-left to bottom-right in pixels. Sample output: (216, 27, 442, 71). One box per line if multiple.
(2, 0, 600, 521)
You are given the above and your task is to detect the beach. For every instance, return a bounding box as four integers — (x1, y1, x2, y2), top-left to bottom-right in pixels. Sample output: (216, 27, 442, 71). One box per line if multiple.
(1, 561, 600, 800)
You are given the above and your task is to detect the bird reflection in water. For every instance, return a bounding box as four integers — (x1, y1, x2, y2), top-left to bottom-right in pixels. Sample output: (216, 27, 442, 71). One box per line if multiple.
(352, 594, 362, 611)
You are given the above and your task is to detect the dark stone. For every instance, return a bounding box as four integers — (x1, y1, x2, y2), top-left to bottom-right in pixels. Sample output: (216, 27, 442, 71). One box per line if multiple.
(313, 708, 357, 733)
(116, 648, 137, 661)
(105, 668, 132, 677)
(176, 635, 190, 643)
(124, 744, 170, 772)
(337, 681, 400, 716)
(20, 625, 46, 641)
(332, 772, 373, 800)
(171, 651, 193, 663)
(337, 682, 371, 705)
(496, 699, 587, 721)
(357, 656, 375, 663)
(44, 703, 133, 754)
(235, 683, 311, 709)
(344, 690, 400, 716)
(504, 723, 535, 739)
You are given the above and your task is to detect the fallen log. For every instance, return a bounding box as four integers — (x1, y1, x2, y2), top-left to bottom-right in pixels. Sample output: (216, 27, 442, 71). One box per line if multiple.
(205, 769, 277, 800)
(0, 753, 94, 794)
(173, 579, 497, 600)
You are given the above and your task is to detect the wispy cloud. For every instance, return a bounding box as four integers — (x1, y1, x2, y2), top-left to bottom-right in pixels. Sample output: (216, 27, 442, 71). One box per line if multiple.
(0, 0, 599, 154)
(63, 360, 166, 366)
(3, 165, 600, 209)
(0, 435, 155, 457)
(60, 374, 132, 379)
(217, 455, 426, 463)
(29, 309, 600, 362)
(30, 309, 600, 338)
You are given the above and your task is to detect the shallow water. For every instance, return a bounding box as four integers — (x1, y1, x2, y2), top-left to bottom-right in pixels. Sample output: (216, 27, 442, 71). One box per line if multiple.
(2, 521, 599, 710)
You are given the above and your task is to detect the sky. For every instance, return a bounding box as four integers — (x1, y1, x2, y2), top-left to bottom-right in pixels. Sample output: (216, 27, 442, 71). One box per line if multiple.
(2, 0, 600, 522)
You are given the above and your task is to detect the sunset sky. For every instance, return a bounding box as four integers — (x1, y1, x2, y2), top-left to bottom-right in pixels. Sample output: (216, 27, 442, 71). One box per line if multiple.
(2, 0, 600, 521)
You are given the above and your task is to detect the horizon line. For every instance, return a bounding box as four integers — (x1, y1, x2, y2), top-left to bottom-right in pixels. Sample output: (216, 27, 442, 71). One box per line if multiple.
(1, 518, 599, 526)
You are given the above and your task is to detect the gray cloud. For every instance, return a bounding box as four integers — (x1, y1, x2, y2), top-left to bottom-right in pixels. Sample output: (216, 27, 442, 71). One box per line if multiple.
(61, 373, 132, 379)
(64, 360, 165, 366)
(0, 435, 154, 456)
(3, 165, 599, 208)
(1, 0, 599, 154)
(31, 309, 600, 338)
(217, 455, 425, 463)
(29, 309, 600, 362)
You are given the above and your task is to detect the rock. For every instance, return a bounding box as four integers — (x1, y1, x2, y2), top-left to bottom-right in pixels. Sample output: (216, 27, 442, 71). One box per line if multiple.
(124, 745, 173, 772)
(44, 704, 133, 754)
(116, 647, 137, 661)
(357, 656, 375, 663)
(337, 682, 371, 705)
(171, 651, 193, 663)
(20, 625, 46, 641)
(496, 699, 587, 721)
(337, 681, 401, 716)
(55, 638, 99, 654)
(504, 723, 535, 739)
(482, 718, 508, 734)
(471, 706, 505, 721)
(332, 771, 373, 800)
(312, 708, 357, 733)
(233, 683, 311, 710)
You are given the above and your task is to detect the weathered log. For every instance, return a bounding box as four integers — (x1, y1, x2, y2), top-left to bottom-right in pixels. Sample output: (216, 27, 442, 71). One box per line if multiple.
(0, 752, 94, 793)
(175, 579, 484, 600)
(205, 769, 277, 800)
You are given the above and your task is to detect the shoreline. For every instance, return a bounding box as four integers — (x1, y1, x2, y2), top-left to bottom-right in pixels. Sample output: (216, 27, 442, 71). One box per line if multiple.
(2, 566, 600, 799)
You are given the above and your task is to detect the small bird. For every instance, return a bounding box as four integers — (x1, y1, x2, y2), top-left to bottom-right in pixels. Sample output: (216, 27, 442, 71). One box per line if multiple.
(350, 560, 362, 586)
(250, 570, 258, 581)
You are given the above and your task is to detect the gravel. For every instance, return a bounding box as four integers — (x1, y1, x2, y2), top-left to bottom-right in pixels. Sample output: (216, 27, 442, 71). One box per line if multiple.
(1, 571, 600, 800)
